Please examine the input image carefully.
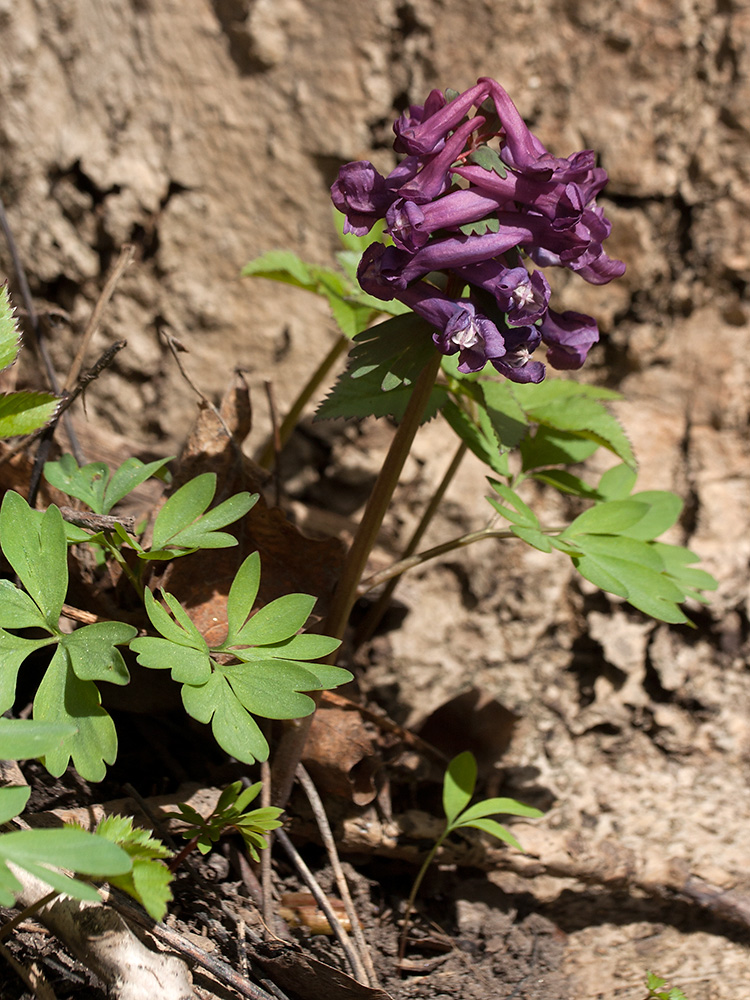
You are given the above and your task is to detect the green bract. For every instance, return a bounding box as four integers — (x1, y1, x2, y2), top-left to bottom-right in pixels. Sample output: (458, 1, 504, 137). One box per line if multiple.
(0, 492, 137, 780)
(131, 551, 350, 764)
(175, 780, 283, 862)
(0, 286, 58, 438)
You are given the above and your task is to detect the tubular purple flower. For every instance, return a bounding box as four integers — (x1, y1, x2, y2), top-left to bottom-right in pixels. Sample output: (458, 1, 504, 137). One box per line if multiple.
(392, 89, 448, 153)
(396, 282, 507, 372)
(386, 188, 505, 253)
(392, 217, 587, 288)
(540, 308, 599, 369)
(452, 164, 586, 230)
(331, 161, 393, 236)
(490, 326, 545, 383)
(394, 81, 489, 155)
(396, 116, 485, 204)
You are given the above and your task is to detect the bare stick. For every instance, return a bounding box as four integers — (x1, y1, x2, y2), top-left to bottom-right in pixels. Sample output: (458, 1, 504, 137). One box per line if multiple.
(160, 330, 235, 442)
(264, 380, 281, 507)
(257, 333, 348, 470)
(295, 764, 378, 987)
(274, 828, 368, 985)
(0, 341, 127, 469)
(112, 897, 274, 1000)
(58, 506, 136, 535)
(63, 244, 135, 391)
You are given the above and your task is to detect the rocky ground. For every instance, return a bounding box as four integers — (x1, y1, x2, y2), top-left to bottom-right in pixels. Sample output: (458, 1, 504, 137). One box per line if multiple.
(2, 1, 750, 997)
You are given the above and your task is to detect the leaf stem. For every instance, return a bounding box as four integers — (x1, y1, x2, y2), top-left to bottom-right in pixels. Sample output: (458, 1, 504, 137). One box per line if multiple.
(397, 832, 446, 962)
(357, 523, 569, 595)
(257, 333, 349, 470)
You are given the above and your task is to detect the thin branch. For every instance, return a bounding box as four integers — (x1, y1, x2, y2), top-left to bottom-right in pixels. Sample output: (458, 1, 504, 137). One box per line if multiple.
(63, 244, 135, 391)
(264, 381, 281, 507)
(58, 507, 136, 536)
(274, 828, 367, 985)
(112, 897, 275, 1000)
(0, 341, 127, 470)
(0, 938, 58, 999)
(257, 333, 348, 470)
(295, 764, 378, 988)
(160, 329, 235, 441)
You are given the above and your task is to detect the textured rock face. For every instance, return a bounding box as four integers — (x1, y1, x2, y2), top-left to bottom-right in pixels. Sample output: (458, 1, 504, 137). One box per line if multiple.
(2, 1, 750, 993)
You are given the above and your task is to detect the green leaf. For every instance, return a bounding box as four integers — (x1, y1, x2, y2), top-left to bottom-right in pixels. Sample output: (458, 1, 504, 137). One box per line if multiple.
(316, 314, 445, 422)
(141, 587, 202, 648)
(0, 786, 31, 824)
(259, 633, 341, 660)
(130, 636, 212, 685)
(443, 751, 477, 827)
(0, 580, 49, 629)
(457, 817, 523, 851)
(210, 677, 270, 764)
(466, 144, 508, 178)
(0, 826, 131, 906)
(231, 593, 316, 647)
(96, 815, 173, 922)
(34, 647, 118, 781)
(61, 622, 136, 685)
(510, 525, 553, 552)
(619, 491, 682, 541)
(149, 475, 256, 553)
(597, 463, 637, 500)
(43, 456, 109, 512)
(242, 250, 315, 289)
(0, 719, 77, 762)
(0, 493, 67, 626)
(455, 797, 544, 823)
(0, 284, 21, 372)
(0, 391, 59, 438)
(478, 380, 529, 451)
(160, 591, 209, 651)
(571, 535, 691, 624)
(150, 473, 216, 550)
(487, 481, 539, 528)
(529, 469, 601, 499)
(652, 542, 718, 601)
(561, 500, 650, 537)
(225, 551, 260, 644)
(0, 631, 55, 714)
(520, 425, 600, 470)
(103, 456, 174, 514)
(513, 381, 635, 468)
(441, 399, 506, 476)
(221, 660, 321, 719)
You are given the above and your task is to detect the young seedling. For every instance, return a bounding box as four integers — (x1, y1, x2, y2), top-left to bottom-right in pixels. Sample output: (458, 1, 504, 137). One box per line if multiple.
(172, 780, 282, 868)
(645, 971, 689, 1000)
(398, 750, 543, 960)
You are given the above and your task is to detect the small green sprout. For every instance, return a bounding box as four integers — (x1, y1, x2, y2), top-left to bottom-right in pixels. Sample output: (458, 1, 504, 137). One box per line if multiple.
(399, 750, 543, 959)
(645, 971, 689, 1000)
(173, 780, 283, 865)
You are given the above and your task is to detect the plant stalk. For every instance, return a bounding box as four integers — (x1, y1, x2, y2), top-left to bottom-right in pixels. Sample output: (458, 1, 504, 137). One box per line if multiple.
(356, 440, 467, 643)
(271, 348, 441, 808)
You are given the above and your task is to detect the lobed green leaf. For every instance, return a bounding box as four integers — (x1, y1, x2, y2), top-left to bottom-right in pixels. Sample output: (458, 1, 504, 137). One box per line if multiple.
(443, 751, 477, 827)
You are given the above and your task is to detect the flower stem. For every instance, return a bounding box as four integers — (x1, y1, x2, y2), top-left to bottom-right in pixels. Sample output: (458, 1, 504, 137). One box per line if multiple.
(355, 440, 467, 644)
(257, 333, 349, 470)
(323, 348, 442, 644)
(271, 347, 441, 809)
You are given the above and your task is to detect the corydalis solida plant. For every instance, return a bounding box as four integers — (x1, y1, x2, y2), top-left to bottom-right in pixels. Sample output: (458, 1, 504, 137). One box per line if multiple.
(331, 77, 625, 381)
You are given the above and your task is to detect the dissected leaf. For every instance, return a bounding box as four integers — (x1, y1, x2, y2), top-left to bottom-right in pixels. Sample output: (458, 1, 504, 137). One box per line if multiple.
(0, 826, 131, 906)
(0, 719, 77, 761)
(34, 647, 118, 781)
(61, 622, 136, 685)
(0, 391, 58, 438)
(0, 631, 55, 714)
(96, 814, 173, 921)
(129, 636, 212, 685)
(148, 474, 256, 554)
(561, 499, 650, 537)
(0, 492, 67, 627)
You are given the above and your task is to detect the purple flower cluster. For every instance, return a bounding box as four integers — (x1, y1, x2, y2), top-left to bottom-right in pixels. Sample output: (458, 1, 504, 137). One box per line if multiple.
(331, 78, 625, 382)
